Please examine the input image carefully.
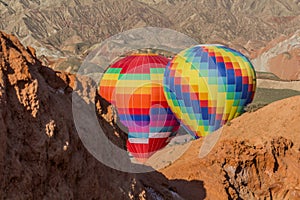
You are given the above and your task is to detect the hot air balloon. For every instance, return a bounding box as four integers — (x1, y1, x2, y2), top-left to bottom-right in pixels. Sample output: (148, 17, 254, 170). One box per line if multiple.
(100, 53, 180, 161)
(163, 45, 256, 138)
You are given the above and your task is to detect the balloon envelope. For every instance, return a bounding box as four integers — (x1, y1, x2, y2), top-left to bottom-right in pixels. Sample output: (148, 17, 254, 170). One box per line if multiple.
(163, 45, 256, 138)
(100, 54, 180, 161)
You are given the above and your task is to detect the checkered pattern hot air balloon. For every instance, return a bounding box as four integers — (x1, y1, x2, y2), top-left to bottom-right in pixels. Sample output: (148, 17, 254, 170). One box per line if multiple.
(163, 45, 256, 138)
(100, 53, 180, 161)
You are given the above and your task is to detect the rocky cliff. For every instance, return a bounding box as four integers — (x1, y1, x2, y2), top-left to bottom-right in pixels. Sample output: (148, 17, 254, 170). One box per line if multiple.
(0, 30, 189, 200)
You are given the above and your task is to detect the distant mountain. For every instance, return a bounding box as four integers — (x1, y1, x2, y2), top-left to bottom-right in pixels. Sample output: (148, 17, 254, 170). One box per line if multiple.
(0, 0, 172, 57)
(1, 0, 299, 55)
(1, 0, 299, 78)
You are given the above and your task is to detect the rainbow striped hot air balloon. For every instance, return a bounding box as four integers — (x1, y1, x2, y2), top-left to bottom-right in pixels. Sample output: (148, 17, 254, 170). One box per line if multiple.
(163, 45, 256, 138)
(100, 53, 180, 161)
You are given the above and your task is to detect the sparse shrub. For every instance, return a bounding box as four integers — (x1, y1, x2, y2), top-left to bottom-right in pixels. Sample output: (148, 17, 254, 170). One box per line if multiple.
(282, 51, 292, 59)
(244, 102, 268, 113)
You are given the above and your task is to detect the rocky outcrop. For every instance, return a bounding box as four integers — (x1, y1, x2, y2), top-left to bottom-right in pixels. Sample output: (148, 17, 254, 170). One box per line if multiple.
(252, 31, 300, 80)
(0, 29, 136, 199)
(161, 96, 300, 199)
(0, 31, 191, 200)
